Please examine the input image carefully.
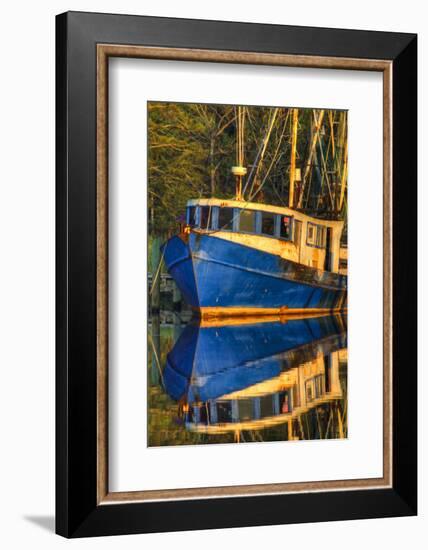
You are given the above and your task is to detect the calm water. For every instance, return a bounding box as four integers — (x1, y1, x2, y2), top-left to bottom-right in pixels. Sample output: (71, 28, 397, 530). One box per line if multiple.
(148, 315, 347, 446)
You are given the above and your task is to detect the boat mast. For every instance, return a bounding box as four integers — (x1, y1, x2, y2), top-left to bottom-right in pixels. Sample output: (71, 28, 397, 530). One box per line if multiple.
(232, 106, 247, 201)
(289, 108, 299, 208)
(337, 111, 348, 212)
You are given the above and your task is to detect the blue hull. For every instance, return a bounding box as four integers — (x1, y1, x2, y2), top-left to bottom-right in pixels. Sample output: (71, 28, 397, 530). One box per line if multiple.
(164, 316, 347, 403)
(162, 233, 347, 312)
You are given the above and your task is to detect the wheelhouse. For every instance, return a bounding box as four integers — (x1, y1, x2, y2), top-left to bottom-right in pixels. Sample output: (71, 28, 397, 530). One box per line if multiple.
(186, 203, 295, 243)
(185, 198, 345, 274)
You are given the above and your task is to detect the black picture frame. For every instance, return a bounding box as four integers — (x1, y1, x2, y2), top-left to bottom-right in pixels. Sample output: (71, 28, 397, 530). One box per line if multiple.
(56, 11, 417, 538)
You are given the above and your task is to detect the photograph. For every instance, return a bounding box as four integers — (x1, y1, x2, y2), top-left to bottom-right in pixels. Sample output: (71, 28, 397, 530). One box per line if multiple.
(0, 1, 416, 544)
(147, 101, 349, 446)
(0, 0, 421, 543)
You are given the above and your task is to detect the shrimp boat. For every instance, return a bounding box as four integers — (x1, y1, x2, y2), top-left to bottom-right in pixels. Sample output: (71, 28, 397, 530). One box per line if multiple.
(161, 106, 347, 319)
(161, 197, 347, 318)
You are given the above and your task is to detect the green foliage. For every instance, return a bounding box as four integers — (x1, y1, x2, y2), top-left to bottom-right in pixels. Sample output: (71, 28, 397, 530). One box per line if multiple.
(148, 102, 348, 237)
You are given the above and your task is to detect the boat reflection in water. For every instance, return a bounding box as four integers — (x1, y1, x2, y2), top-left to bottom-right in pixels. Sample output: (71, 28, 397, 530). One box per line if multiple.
(148, 314, 347, 446)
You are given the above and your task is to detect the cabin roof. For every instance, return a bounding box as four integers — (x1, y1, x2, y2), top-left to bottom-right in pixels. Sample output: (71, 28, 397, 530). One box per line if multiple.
(187, 197, 344, 229)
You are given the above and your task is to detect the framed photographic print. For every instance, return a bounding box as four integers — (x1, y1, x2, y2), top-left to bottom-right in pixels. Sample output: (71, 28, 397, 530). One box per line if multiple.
(56, 11, 417, 537)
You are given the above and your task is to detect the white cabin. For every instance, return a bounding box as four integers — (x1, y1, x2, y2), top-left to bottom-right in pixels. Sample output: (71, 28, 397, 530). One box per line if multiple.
(186, 198, 345, 274)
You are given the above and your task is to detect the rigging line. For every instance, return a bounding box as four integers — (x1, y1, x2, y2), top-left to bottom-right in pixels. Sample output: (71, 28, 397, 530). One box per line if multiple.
(148, 331, 165, 387)
(192, 111, 287, 236)
(338, 149, 348, 211)
(149, 243, 167, 296)
(242, 107, 281, 199)
(248, 115, 289, 202)
(271, 179, 289, 208)
(297, 109, 325, 208)
(197, 169, 285, 237)
(247, 108, 279, 200)
(334, 112, 346, 209)
(315, 121, 335, 209)
(249, 153, 280, 202)
(241, 135, 265, 197)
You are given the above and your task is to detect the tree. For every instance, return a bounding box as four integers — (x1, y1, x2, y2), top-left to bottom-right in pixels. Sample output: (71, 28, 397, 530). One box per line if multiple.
(148, 102, 348, 238)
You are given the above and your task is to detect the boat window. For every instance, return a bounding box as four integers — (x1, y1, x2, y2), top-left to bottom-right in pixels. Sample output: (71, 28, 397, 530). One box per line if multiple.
(305, 380, 314, 402)
(314, 374, 324, 398)
(218, 207, 234, 231)
(260, 394, 274, 418)
(199, 206, 211, 229)
(307, 223, 315, 245)
(238, 209, 256, 232)
(280, 215, 292, 240)
(261, 211, 276, 236)
(307, 222, 326, 247)
(316, 226, 326, 247)
(216, 402, 233, 423)
(238, 400, 253, 421)
(187, 206, 196, 227)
